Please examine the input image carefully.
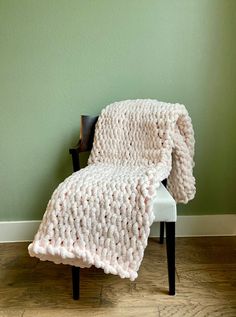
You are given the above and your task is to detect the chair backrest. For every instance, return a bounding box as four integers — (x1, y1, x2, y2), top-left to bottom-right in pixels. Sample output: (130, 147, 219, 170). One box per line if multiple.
(80, 115, 98, 152)
(76, 114, 167, 186)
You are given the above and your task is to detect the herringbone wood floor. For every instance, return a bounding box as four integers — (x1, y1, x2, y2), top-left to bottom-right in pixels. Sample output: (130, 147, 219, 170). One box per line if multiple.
(0, 237, 236, 317)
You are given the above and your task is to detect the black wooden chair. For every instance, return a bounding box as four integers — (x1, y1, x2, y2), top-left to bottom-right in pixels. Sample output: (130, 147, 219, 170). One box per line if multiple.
(69, 115, 176, 299)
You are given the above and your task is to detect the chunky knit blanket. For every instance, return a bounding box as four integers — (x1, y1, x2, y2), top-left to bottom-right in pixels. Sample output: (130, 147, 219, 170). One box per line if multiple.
(28, 99, 195, 280)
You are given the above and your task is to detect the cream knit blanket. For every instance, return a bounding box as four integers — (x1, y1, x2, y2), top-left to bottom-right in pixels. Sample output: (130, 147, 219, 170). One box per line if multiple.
(28, 99, 195, 280)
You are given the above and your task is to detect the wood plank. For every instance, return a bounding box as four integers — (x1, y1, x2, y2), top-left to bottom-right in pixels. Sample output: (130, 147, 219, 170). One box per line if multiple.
(177, 263, 236, 283)
(101, 280, 236, 307)
(158, 305, 236, 317)
(23, 307, 159, 317)
(0, 311, 24, 317)
(0, 237, 235, 315)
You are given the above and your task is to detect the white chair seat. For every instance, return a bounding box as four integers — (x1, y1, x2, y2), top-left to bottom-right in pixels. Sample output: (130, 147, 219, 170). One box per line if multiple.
(152, 183, 177, 222)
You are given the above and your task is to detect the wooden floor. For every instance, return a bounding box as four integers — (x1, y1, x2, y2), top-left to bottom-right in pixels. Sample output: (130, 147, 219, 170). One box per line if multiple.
(0, 237, 236, 317)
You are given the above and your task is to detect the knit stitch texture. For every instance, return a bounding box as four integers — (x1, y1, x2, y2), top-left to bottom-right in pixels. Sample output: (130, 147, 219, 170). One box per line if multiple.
(28, 99, 195, 280)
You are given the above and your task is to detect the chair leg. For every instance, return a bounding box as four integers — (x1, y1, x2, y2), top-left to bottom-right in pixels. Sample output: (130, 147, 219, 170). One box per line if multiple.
(159, 221, 165, 244)
(72, 266, 80, 300)
(165, 222, 175, 295)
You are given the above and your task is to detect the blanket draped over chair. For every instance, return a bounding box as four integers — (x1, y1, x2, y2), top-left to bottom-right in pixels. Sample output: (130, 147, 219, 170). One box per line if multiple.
(28, 99, 195, 280)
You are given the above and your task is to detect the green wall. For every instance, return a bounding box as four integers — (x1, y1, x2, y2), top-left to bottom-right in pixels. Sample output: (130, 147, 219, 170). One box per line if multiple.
(0, 0, 235, 221)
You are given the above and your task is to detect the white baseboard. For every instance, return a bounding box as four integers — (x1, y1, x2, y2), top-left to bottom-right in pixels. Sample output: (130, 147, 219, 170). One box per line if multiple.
(0, 220, 41, 243)
(0, 215, 235, 243)
(151, 214, 236, 237)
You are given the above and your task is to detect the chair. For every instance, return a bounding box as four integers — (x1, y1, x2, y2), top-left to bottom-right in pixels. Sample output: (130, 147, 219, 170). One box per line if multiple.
(69, 115, 176, 299)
